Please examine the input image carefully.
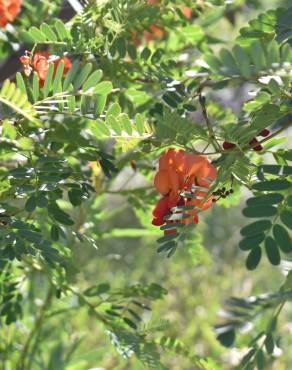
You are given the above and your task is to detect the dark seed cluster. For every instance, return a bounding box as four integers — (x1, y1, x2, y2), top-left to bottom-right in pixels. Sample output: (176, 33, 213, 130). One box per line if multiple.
(223, 129, 270, 152)
(212, 187, 234, 202)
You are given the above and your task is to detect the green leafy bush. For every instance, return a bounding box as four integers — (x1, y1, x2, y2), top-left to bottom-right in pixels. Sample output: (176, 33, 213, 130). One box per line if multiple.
(0, 0, 291, 369)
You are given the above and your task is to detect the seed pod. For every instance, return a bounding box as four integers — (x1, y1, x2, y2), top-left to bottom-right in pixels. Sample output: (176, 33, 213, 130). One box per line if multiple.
(223, 141, 235, 150)
(259, 129, 270, 137)
(254, 145, 263, 152)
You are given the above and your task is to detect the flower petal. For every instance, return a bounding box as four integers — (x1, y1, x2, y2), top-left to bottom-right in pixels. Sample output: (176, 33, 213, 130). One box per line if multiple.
(154, 170, 170, 194)
(152, 196, 169, 218)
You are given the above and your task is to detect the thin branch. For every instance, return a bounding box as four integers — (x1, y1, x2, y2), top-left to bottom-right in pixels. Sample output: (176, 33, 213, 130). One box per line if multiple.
(105, 185, 154, 195)
(65, 286, 114, 328)
(197, 120, 292, 155)
(198, 94, 222, 152)
(18, 285, 54, 370)
(257, 120, 292, 146)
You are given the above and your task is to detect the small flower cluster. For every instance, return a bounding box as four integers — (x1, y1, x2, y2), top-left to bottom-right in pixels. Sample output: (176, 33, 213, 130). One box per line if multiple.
(152, 149, 217, 234)
(20, 52, 71, 86)
(0, 0, 22, 27)
(223, 129, 270, 152)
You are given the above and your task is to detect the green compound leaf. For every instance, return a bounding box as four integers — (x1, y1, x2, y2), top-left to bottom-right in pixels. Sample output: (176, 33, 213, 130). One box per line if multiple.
(240, 220, 272, 236)
(157, 233, 179, 244)
(68, 189, 83, 206)
(48, 204, 74, 226)
(106, 102, 121, 118)
(93, 81, 113, 95)
(160, 222, 184, 231)
(273, 224, 292, 253)
(250, 40, 266, 73)
(259, 165, 292, 176)
(43, 63, 54, 98)
(25, 196, 37, 213)
(256, 349, 265, 370)
(252, 179, 291, 191)
(0, 79, 39, 124)
(246, 193, 284, 206)
(35, 194, 48, 208)
(73, 63, 93, 90)
(246, 246, 262, 270)
(157, 241, 177, 254)
(16, 72, 27, 95)
(217, 329, 235, 348)
(119, 113, 132, 135)
(237, 8, 282, 47)
(264, 237, 281, 266)
(55, 19, 70, 41)
(232, 45, 251, 78)
(264, 334, 275, 355)
(239, 233, 265, 251)
(280, 210, 292, 230)
(40, 23, 58, 41)
(242, 205, 277, 218)
(287, 195, 292, 206)
(83, 70, 103, 92)
(219, 48, 239, 74)
(29, 26, 47, 42)
(63, 60, 80, 90)
(50, 225, 60, 241)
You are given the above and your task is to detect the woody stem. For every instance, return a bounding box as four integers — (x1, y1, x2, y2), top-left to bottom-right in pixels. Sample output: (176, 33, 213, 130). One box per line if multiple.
(198, 94, 222, 152)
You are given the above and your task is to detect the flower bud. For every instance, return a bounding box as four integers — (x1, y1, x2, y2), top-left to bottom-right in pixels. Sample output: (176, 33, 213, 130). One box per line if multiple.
(223, 141, 235, 150)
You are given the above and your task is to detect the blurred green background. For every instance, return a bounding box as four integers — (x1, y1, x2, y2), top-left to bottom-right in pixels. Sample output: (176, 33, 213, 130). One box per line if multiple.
(2, 0, 292, 369)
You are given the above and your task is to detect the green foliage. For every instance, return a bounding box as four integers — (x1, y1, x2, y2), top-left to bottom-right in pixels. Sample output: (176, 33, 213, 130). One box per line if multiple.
(239, 164, 292, 269)
(0, 270, 23, 324)
(0, 79, 38, 124)
(215, 274, 292, 369)
(237, 6, 292, 46)
(20, 20, 71, 44)
(0, 0, 292, 368)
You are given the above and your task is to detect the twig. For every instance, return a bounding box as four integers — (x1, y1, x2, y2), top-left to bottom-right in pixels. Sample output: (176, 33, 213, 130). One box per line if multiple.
(105, 185, 153, 195)
(249, 120, 292, 149)
(65, 286, 113, 327)
(205, 120, 292, 155)
(198, 94, 222, 152)
(18, 285, 54, 370)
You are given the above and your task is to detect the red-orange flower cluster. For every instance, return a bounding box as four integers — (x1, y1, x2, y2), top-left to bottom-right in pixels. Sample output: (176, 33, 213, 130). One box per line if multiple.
(152, 149, 217, 233)
(20, 52, 71, 86)
(132, 24, 164, 46)
(133, 0, 164, 44)
(132, 1, 191, 46)
(181, 6, 192, 19)
(0, 0, 22, 27)
(143, 24, 165, 43)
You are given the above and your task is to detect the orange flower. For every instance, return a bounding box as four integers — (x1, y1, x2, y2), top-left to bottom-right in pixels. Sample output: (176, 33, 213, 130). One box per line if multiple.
(32, 52, 50, 82)
(143, 24, 164, 42)
(131, 1, 191, 46)
(32, 52, 72, 86)
(154, 148, 216, 207)
(0, 0, 22, 28)
(20, 52, 72, 86)
(152, 148, 216, 232)
(181, 6, 192, 19)
(130, 0, 164, 45)
(132, 24, 164, 45)
(152, 196, 170, 226)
